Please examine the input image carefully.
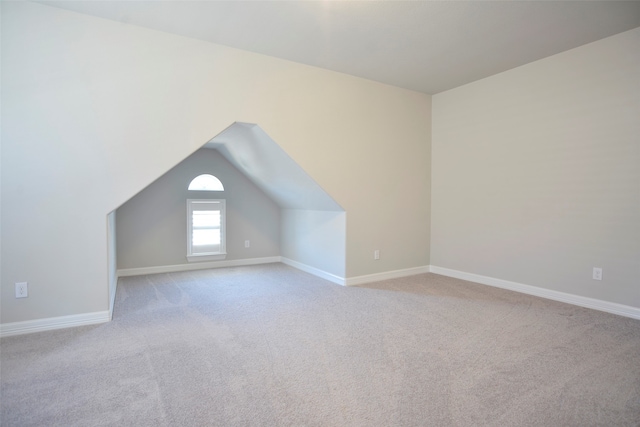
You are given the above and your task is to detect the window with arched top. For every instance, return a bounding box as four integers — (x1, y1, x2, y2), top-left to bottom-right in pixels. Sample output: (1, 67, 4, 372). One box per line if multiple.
(188, 174, 224, 191)
(187, 174, 226, 262)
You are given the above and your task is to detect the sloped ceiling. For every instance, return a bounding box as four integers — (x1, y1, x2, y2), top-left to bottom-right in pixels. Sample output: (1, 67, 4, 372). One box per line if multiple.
(205, 123, 343, 212)
(37, 1, 640, 94)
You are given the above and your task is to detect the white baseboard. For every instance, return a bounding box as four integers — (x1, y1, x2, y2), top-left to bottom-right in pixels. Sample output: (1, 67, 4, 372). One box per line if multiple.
(281, 257, 346, 285)
(117, 256, 282, 277)
(9, 264, 632, 338)
(429, 266, 640, 320)
(345, 265, 431, 286)
(0, 311, 110, 338)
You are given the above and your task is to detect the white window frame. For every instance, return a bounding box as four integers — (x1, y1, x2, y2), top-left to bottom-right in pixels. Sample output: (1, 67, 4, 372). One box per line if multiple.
(187, 199, 226, 262)
(188, 174, 224, 191)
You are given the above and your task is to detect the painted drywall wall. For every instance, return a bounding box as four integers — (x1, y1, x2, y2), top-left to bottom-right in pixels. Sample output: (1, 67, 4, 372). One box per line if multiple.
(116, 148, 280, 269)
(0, 3, 3, 313)
(207, 123, 346, 279)
(432, 28, 640, 308)
(1, 2, 430, 323)
(281, 210, 346, 279)
(107, 211, 117, 317)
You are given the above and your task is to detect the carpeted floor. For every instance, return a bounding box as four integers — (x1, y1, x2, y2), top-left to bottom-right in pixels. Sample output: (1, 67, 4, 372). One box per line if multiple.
(1, 263, 639, 426)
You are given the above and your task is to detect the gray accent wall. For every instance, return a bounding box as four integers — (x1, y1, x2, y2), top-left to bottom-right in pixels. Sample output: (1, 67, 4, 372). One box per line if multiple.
(116, 149, 281, 270)
(281, 210, 346, 278)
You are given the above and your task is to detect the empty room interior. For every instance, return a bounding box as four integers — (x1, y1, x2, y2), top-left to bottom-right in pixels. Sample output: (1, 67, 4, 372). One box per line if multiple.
(1, 1, 639, 425)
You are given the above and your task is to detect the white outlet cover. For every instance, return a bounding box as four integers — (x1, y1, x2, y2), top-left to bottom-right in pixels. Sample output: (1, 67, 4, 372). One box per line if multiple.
(593, 268, 603, 281)
(15, 282, 28, 298)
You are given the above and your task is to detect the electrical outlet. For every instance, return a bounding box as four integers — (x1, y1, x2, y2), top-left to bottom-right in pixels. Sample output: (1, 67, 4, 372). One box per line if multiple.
(374, 250, 380, 260)
(244, 240, 250, 248)
(593, 267, 603, 281)
(15, 282, 28, 298)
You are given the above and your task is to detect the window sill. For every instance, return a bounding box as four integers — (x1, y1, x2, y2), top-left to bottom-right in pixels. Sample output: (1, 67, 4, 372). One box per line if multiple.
(187, 253, 227, 263)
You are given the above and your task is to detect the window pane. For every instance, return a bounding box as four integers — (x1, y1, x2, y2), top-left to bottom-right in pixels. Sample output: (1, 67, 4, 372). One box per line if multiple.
(192, 229, 220, 246)
(188, 174, 224, 191)
(187, 199, 225, 258)
(192, 210, 220, 228)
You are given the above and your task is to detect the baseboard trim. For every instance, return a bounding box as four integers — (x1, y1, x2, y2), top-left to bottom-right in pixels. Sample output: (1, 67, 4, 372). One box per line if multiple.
(429, 266, 640, 320)
(281, 257, 346, 286)
(0, 311, 110, 338)
(345, 265, 432, 286)
(117, 256, 282, 277)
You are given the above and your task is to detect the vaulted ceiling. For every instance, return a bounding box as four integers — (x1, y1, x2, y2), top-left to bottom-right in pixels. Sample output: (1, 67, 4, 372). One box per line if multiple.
(38, 1, 640, 94)
(206, 123, 344, 212)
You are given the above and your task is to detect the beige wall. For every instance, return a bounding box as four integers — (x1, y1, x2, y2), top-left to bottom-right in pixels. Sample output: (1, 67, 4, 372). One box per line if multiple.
(1, 2, 431, 323)
(116, 149, 281, 270)
(432, 28, 640, 308)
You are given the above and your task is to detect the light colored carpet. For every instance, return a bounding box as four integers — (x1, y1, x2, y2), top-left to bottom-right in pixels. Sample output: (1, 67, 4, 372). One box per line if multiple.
(1, 263, 639, 426)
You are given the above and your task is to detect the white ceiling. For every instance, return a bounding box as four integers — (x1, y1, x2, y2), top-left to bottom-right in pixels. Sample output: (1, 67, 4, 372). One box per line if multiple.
(39, 1, 640, 94)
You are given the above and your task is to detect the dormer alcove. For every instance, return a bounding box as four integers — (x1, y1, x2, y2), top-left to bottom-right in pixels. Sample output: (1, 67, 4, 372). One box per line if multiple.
(109, 123, 346, 303)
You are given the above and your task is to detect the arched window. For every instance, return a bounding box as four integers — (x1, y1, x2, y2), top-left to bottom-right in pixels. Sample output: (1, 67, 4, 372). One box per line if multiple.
(188, 174, 224, 191)
(187, 174, 226, 262)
